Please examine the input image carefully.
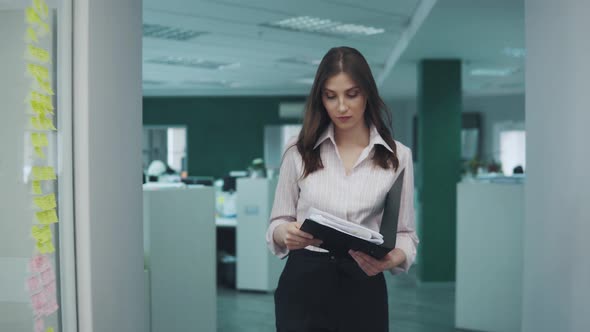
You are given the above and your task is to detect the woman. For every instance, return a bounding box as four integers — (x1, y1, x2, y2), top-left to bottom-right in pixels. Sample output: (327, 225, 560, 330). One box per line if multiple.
(266, 46, 418, 332)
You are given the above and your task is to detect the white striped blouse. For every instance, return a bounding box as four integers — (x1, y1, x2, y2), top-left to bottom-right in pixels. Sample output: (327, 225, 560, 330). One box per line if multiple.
(265, 123, 419, 274)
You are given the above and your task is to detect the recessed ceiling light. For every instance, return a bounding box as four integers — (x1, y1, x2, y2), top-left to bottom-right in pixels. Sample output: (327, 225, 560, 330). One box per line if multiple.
(146, 56, 240, 70)
(502, 47, 526, 58)
(470, 68, 516, 77)
(143, 23, 208, 41)
(261, 16, 385, 37)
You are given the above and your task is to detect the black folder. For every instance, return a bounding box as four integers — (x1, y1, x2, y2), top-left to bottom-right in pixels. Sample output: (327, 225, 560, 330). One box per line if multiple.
(300, 169, 405, 259)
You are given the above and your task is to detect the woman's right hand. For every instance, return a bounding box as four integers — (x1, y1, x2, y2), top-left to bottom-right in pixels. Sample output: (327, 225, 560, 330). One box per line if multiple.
(274, 221, 323, 250)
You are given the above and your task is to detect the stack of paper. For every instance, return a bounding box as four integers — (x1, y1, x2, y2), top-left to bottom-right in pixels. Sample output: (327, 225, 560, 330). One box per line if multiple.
(307, 207, 384, 245)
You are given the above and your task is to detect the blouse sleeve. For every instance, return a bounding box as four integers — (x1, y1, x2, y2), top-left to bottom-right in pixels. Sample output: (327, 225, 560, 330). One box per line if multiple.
(265, 145, 300, 259)
(390, 146, 420, 274)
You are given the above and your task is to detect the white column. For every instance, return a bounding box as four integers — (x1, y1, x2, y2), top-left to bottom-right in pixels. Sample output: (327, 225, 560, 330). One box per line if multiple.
(73, 0, 145, 331)
(523, 0, 590, 331)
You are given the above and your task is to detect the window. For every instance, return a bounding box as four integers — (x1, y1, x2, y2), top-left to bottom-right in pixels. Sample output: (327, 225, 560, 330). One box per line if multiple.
(500, 130, 526, 175)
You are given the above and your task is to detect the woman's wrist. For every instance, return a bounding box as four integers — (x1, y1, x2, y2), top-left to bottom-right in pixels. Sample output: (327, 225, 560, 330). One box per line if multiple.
(273, 223, 287, 248)
(387, 248, 407, 269)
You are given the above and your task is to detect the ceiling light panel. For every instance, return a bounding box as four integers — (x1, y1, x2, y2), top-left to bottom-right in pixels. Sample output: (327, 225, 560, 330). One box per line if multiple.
(260, 16, 385, 37)
(143, 23, 208, 41)
(469, 68, 517, 77)
(146, 56, 240, 70)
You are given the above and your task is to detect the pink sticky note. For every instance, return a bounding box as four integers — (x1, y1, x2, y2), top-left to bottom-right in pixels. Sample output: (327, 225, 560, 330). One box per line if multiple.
(29, 255, 49, 273)
(43, 281, 56, 295)
(40, 268, 55, 285)
(27, 275, 42, 293)
(31, 292, 47, 311)
(34, 318, 44, 332)
(42, 299, 59, 317)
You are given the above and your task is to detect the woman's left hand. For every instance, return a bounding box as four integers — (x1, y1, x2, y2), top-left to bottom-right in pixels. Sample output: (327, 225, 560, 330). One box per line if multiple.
(348, 248, 406, 276)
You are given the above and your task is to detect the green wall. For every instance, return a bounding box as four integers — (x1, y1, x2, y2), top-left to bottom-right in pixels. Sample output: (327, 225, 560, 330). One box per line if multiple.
(143, 96, 302, 179)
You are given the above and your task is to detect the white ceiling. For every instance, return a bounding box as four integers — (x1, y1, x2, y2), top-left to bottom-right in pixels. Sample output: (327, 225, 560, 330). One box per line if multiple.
(143, 0, 525, 98)
(143, 0, 426, 97)
(385, 0, 525, 98)
(1, 0, 525, 98)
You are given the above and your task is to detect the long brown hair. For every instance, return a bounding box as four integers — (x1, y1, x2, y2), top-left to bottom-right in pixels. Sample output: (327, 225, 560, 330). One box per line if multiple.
(295, 46, 399, 177)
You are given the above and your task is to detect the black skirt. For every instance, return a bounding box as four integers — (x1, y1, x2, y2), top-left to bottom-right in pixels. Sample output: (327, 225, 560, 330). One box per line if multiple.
(274, 249, 389, 332)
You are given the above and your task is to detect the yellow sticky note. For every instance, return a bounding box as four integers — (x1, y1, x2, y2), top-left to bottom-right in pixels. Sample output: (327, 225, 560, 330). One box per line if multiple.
(46, 328, 55, 332)
(31, 133, 49, 147)
(31, 116, 56, 130)
(27, 63, 49, 81)
(34, 147, 45, 159)
(31, 99, 54, 115)
(30, 92, 52, 105)
(32, 225, 52, 242)
(25, 7, 42, 25)
(33, 0, 49, 18)
(34, 193, 56, 210)
(38, 21, 50, 36)
(37, 239, 54, 254)
(32, 181, 42, 194)
(32, 166, 56, 181)
(36, 209, 58, 225)
(26, 26, 38, 43)
(35, 77, 55, 95)
(41, 116, 56, 130)
(27, 45, 51, 64)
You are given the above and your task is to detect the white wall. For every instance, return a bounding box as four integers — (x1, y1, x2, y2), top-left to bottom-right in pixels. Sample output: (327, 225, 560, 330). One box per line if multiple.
(523, 0, 590, 331)
(73, 0, 146, 331)
(386, 94, 525, 161)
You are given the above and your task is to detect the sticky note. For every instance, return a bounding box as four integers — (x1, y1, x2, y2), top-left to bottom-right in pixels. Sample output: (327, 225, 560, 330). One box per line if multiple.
(36, 240, 55, 254)
(35, 77, 55, 95)
(25, 7, 50, 36)
(41, 116, 56, 130)
(31, 116, 56, 131)
(31, 133, 49, 147)
(25, 7, 42, 25)
(42, 300, 59, 316)
(31, 291, 47, 310)
(30, 92, 52, 106)
(35, 209, 58, 225)
(33, 0, 49, 18)
(26, 26, 38, 43)
(43, 281, 56, 294)
(32, 225, 52, 243)
(34, 147, 45, 159)
(34, 194, 56, 210)
(33, 181, 43, 194)
(46, 328, 55, 332)
(31, 99, 54, 115)
(27, 63, 49, 81)
(27, 275, 43, 293)
(31, 116, 42, 130)
(27, 45, 50, 64)
(34, 318, 44, 332)
(40, 268, 55, 285)
(32, 166, 56, 181)
(29, 255, 50, 273)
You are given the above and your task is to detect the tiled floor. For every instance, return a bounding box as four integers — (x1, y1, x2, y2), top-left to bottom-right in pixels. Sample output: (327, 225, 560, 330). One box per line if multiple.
(217, 268, 472, 332)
